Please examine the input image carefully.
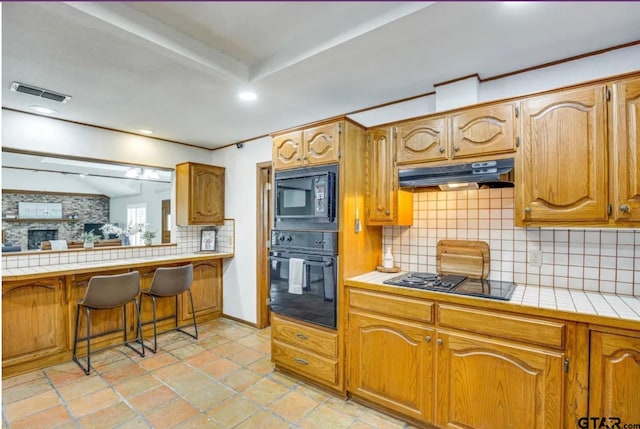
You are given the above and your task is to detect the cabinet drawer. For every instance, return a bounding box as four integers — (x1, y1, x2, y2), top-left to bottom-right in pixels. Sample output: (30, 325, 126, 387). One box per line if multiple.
(438, 304, 565, 349)
(272, 315, 337, 358)
(272, 340, 338, 387)
(349, 289, 433, 323)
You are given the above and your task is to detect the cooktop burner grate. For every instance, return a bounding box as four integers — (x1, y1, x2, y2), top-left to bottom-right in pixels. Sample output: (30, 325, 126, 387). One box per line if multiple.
(383, 272, 467, 291)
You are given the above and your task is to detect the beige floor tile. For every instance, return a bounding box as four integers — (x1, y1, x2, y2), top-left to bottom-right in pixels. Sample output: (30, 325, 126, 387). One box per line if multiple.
(234, 409, 290, 429)
(183, 349, 221, 368)
(163, 368, 213, 396)
(270, 390, 320, 423)
(144, 398, 200, 429)
(211, 341, 252, 358)
(242, 377, 290, 406)
(236, 334, 268, 348)
(57, 376, 109, 402)
(250, 340, 272, 354)
(67, 387, 121, 418)
(169, 342, 207, 360)
(246, 356, 275, 375)
(1, 378, 53, 405)
(183, 381, 236, 412)
(324, 396, 368, 418)
(227, 348, 266, 367)
(137, 351, 180, 371)
(200, 357, 241, 379)
(270, 372, 302, 389)
(4, 389, 61, 422)
(298, 404, 356, 429)
(358, 408, 409, 428)
(295, 383, 332, 403)
(77, 402, 138, 428)
(128, 385, 179, 414)
(1, 370, 46, 389)
(207, 395, 261, 427)
(151, 362, 193, 381)
(44, 362, 89, 388)
(9, 405, 72, 429)
(197, 334, 232, 350)
(173, 413, 225, 429)
(100, 362, 147, 385)
(115, 416, 153, 429)
(114, 373, 162, 398)
(220, 368, 263, 392)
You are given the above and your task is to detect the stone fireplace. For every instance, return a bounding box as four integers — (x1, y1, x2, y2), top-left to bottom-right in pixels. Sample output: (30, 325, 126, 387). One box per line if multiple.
(27, 229, 58, 250)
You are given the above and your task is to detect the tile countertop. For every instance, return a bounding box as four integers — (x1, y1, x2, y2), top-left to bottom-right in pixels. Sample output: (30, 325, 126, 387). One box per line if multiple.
(346, 271, 640, 331)
(1, 252, 234, 281)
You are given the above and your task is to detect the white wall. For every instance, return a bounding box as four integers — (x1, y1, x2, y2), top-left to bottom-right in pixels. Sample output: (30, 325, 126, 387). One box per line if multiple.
(210, 137, 272, 324)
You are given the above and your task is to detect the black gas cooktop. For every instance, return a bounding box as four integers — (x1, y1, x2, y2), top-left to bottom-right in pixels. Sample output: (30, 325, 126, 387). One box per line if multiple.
(383, 272, 516, 301)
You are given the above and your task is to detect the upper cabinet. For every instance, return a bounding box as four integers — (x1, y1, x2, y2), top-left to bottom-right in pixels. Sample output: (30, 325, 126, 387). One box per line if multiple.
(273, 122, 340, 170)
(516, 76, 640, 227)
(611, 77, 640, 223)
(176, 162, 225, 225)
(366, 128, 412, 226)
(395, 101, 517, 166)
(450, 102, 517, 159)
(396, 116, 449, 165)
(517, 85, 608, 225)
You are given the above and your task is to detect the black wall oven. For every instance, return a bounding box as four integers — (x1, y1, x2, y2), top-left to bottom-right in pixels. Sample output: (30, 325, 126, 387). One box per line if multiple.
(274, 164, 337, 230)
(269, 230, 337, 329)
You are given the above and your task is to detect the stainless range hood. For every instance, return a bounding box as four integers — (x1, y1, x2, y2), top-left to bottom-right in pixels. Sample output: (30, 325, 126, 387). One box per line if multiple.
(398, 158, 514, 189)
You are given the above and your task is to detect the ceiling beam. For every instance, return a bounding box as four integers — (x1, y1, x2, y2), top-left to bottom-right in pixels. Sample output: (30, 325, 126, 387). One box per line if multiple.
(64, 2, 249, 82)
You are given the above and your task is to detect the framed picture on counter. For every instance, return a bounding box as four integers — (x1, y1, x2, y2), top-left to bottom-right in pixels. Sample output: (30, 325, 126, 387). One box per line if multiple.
(200, 229, 216, 251)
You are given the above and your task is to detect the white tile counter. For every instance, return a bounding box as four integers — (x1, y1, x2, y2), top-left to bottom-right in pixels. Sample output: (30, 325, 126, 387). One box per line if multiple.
(346, 271, 640, 328)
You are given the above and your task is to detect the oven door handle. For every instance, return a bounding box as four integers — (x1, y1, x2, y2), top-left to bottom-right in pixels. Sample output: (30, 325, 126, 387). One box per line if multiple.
(269, 255, 290, 263)
(269, 255, 333, 267)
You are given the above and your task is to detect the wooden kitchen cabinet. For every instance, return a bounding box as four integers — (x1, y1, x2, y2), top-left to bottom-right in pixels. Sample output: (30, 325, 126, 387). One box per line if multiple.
(450, 102, 517, 160)
(181, 259, 222, 322)
(176, 162, 225, 225)
(611, 76, 640, 223)
(589, 330, 640, 424)
(272, 121, 340, 170)
(271, 313, 341, 391)
(517, 85, 609, 225)
(366, 127, 412, 225)
(347, 288, 435, 424)
(436, 330, 565, 429)
(396, 115, 449, 165)
(2, 276, 67, 371)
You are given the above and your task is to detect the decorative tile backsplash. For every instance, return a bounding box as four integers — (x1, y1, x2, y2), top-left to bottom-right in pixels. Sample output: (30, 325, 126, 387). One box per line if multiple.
(382, 188, 640, 296)
(2, 219, 235, 270)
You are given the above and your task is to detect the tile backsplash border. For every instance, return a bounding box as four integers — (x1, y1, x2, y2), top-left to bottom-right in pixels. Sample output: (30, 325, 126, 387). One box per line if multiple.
(382, 188, 640, 296)
(2, 219, 235, 270)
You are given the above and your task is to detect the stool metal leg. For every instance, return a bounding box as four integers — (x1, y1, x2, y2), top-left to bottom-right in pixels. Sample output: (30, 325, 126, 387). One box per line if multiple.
(176, 289, 198, 340)
(72, 305, 91, 375)
(123, 300, 145, 357)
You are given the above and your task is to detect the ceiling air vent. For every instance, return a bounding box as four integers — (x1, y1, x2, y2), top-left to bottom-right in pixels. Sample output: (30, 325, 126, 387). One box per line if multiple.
(10, 82, 71, 103)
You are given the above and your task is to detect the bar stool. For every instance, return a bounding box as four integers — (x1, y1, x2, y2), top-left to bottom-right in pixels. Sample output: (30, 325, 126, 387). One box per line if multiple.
(139, 264, 197, 353)
(72, 271, 145, 375)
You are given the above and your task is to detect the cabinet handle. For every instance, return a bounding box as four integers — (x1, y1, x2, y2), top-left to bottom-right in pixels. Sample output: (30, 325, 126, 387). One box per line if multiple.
(385, 209, 390, 215)
(295, 333, 308, 340)
(620, 204, 631, 213)
(524, 207, 532, 214)
(437, 338, 443, 346)
(425, 336, 431, 343)
(295, 357, 309, 365)
(439, 147, 445, 153)
(453, 146, 460, 152)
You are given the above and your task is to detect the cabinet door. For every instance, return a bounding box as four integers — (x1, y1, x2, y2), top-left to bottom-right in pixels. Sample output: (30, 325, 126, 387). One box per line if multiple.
(436, 330, 564, 429)
(182, 260, 222, 321)
(396, 116, 448, 165)
(367, 128, 395, 224)
(589, 331, 640, 424)
(612, 77, 640, 223)
(348, 312, 434, 423)
(2, 277, 67, 365)
(517, 86, 608, 224)
(303, 122, 340, 166)
(273, 131, 303, 169)
(450, 102, 517, 159)
(190, 164, 225, 225)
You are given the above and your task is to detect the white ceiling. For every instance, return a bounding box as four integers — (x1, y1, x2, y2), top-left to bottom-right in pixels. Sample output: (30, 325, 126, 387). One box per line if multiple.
(3, 2, 640, 150)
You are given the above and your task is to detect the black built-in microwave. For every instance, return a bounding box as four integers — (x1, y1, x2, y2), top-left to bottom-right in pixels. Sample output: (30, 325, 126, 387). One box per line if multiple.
(274, 164, 337, 230)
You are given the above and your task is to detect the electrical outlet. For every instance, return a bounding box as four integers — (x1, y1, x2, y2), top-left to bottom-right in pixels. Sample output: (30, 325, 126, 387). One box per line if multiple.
(529, 249, 543, 267)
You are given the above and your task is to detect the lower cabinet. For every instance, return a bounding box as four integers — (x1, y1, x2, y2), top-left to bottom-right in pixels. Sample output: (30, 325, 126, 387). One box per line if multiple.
(589, 330, 640, 425)
(348, 312, 433, 423)
(181, 259, 222, 322)
(436, 330, 565, 429)
(2, 276, 67, 372)
(271, 313, 341, 391)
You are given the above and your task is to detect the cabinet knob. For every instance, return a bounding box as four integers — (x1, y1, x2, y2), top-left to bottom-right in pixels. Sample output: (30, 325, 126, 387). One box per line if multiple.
(620, 204, 631, 213)
(295, 332, 308, 340)
(425, 336, 431, 343)
(439, 147, 445, 153)
(524, 207, 532, 214)
(294, 357, 309, 366)
(453, 146, 460, 152)
(437, 338, 443, 346)
(385, 209, 390, 215)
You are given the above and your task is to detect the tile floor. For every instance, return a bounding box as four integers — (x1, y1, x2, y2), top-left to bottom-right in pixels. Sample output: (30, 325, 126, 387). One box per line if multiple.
(2, 318, 416, 428)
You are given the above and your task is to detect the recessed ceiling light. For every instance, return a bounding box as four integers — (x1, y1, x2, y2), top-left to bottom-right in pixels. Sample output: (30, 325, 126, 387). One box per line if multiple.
(238, 91, 257, 101)
(29, 105, 57, 114)
(138, 129, 154, 135)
